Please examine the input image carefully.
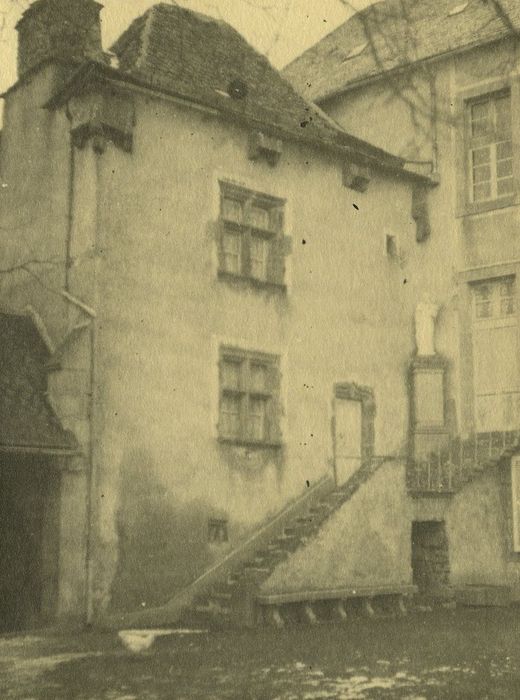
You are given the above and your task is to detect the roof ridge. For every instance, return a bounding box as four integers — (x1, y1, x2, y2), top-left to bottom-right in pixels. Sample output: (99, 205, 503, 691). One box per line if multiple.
(153, 2, 229, 29)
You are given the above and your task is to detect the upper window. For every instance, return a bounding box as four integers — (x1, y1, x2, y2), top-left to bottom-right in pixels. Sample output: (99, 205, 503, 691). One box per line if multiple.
(219, 347, 281, 446)
(467, 92, 513, 204)
(473, 277, 515, 321)
(218, 183, 289, 287)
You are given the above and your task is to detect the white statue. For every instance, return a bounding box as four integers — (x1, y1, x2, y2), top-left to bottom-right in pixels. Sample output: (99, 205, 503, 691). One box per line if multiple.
(415, 299, 439, 356)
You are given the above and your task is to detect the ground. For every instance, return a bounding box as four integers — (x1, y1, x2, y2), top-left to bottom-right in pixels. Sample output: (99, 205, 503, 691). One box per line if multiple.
(1, 607, 520, 699)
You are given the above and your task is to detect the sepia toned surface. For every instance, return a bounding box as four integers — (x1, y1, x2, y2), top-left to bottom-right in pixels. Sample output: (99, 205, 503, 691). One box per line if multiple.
(2, 0, 520, 697)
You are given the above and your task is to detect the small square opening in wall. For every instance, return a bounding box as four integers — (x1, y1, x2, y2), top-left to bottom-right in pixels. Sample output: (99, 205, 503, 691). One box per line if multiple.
(385, 234, 399, 259)
(208, 518, 229, 543)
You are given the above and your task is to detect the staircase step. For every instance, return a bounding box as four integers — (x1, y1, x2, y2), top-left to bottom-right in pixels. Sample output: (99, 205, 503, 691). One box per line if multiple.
(244, 557, 267, 568)
(244, 566, 272, 578)
(208, 590, 234, 601)
(311, 502, 334, 513)
(276, 533, 301, 546)
(256, 548, 287, 561)
(194, 603, 231, 617)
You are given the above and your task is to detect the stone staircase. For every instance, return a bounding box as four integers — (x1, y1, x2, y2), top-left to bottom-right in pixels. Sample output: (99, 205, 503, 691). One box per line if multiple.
(181, 456, 396, 629)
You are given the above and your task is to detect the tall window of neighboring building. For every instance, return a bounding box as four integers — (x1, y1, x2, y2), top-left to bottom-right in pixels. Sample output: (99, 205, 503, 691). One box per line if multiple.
(467, 92, 513, 203)
(472, 277, 519, 432)
(219, 347, 281, 445)
(218, 183, 288, 287)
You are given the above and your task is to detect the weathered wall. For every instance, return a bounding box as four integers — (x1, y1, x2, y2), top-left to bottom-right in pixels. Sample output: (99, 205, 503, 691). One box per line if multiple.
(0, 68, 91, 626)
(448, 469, 508, 586)
(260, 461, 516, 599)
(0, 65, 72, 339)
(261, 461, 412, 594)
(319, 38, 520, 438)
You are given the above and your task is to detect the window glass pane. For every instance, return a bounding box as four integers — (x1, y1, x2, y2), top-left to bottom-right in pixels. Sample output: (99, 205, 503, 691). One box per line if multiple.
(473, 182, 491, 202)
(472, 165, 491, 183)
(496, 140, 512, 160)
(471, 101, 491, 137)
(474, 284, 492, 319)
(221, 197, 243, 223)
(499, 279, 515, 316)
(495, 95, 511, 134)
(497, 177, 514, 197)
(250, 236, 269, 280)
(222, 232, 241, 274)
(248, 205, 270, 230)
(221, 395, 241, 438)
(222, 359, 242, 390)
(497, 158, 513, 179)
(250, 363, 267, 393)
(248, 397, 267, 441)
(472, 147, 491, 166)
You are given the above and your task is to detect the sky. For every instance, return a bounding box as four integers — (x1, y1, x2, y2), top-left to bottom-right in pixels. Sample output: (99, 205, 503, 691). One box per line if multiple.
(0, 0, 377, 97)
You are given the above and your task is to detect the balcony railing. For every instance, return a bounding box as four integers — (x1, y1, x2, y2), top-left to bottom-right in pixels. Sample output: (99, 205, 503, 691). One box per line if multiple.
(407, 430, 520, 495)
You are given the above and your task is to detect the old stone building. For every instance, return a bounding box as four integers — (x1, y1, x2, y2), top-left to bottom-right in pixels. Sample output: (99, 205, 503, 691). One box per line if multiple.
(1, 0, 518, 632)
(0, 0, 438, 630)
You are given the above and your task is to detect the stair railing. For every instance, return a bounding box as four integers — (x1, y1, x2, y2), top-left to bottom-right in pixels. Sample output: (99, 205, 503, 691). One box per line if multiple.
(407, 430, 520, 495)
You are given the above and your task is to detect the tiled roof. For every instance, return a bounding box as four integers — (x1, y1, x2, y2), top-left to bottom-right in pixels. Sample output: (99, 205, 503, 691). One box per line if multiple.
(283, 0, 520, 102)
(0, 313, 77, 451)
(105, 2, 408, 169)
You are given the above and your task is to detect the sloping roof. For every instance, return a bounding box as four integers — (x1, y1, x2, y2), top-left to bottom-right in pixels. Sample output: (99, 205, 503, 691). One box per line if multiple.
(283, 0, 520, 103)
(104, 2, 408, 171)
(0, 313, 77, 451)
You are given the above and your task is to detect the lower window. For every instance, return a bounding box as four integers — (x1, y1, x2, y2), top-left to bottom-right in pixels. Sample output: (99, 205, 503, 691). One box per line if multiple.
(219, 347, 281, 446)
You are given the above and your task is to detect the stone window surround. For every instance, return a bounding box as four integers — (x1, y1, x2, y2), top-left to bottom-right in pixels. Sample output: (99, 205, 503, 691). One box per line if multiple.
(455, 76, 520, 218)
(216, 180, 291, 291)
(217, 345, 282, 449)
(333, 382, 376, 461)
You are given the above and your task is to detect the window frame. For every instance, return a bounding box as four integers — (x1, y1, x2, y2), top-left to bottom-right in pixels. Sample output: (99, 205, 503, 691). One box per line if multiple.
(218, 182, 288, 289)
(465, 90, 514, 207)
(218, 347, 282, 448)
(470, 276, 520, 433)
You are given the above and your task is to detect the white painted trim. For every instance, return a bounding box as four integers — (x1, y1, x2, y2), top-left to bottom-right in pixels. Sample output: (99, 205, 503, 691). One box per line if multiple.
(24, 305, 56, 354)
(512, 456, 520, 552)
(61, 291, 97, 318)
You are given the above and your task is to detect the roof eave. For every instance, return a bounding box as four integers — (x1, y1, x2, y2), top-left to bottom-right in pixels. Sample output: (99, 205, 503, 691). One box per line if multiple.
(313, 31, 518, 105)
(44, 61, 435, 186)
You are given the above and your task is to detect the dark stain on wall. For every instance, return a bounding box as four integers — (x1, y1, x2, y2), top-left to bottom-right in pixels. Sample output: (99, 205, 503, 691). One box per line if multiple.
(109, 448, 221, 612)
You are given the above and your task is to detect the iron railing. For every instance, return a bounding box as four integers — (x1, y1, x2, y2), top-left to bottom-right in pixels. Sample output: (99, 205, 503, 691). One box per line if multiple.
(407, 430, 520, 495)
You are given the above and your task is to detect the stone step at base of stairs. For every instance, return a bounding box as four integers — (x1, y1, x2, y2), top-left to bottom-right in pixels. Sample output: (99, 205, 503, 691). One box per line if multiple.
(193, 602, 232, 618)
(206, 589, 234, 602)
(309, 502, 335, 515)
(241, 566, 271, 582)
(255, 547, 287, 561)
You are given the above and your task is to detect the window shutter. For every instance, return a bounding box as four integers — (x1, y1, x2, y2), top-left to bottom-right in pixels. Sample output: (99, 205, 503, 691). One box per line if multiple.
(267, 236, 290, 286)
(270, 205, 285, 234)
(216, 220, 226, 273)
(265, 362, 282, 443)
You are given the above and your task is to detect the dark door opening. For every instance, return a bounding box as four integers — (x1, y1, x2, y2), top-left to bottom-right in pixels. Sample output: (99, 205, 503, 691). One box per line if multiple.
(0, 455, 55, 633)
(411, 520, 450, 595)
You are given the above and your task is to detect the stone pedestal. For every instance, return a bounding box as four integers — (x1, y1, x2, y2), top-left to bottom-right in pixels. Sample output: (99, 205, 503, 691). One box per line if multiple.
(410, 355, 449, 458)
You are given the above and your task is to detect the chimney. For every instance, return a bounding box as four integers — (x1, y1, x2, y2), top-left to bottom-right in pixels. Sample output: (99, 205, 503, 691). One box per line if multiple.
(16, 0, 104, 79)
